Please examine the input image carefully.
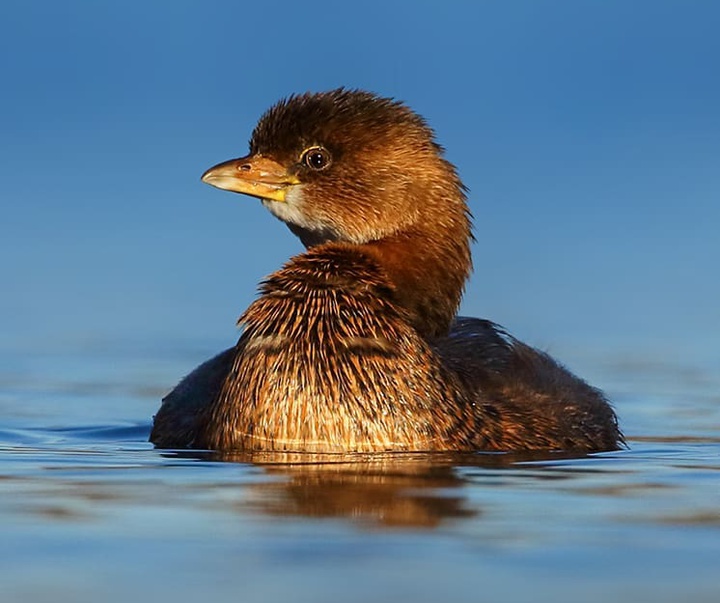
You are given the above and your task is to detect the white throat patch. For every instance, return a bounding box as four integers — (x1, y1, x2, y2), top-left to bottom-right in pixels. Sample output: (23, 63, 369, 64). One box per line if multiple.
(261, 186, 314, 230)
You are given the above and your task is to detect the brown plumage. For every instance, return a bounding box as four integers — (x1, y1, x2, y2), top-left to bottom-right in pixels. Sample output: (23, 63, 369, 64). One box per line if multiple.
(150, 88, 622, 453)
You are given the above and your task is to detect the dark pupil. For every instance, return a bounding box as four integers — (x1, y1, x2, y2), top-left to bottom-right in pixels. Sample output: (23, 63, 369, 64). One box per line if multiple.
(308, 151, 325, 168)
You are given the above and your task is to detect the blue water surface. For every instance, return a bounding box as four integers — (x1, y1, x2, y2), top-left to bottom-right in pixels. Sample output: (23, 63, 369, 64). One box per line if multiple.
(1, 340, 719, 603)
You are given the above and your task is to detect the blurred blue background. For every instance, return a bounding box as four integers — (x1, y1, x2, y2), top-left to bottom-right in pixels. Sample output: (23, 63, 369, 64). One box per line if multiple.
(1, 0, 718, 372)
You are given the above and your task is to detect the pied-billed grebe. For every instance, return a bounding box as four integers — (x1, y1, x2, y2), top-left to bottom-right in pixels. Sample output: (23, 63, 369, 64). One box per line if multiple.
(150, 89, 622, 453)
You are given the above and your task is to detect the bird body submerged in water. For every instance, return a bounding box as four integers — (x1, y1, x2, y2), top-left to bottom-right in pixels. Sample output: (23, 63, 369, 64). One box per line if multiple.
(150, 89, 622, 453)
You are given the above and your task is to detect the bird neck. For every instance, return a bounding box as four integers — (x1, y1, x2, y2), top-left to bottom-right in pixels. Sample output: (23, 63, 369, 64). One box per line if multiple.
(361, 222, 471, 339)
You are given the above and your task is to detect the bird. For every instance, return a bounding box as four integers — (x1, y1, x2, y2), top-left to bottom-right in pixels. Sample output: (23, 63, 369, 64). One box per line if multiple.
(150, 88, 622, 453)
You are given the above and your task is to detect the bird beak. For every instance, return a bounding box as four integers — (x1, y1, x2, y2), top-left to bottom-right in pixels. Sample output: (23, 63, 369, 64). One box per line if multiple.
(201, 155, 300, 203)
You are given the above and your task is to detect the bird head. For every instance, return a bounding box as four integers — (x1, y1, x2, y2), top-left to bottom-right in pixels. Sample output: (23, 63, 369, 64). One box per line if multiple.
(202, 88, 468, 248)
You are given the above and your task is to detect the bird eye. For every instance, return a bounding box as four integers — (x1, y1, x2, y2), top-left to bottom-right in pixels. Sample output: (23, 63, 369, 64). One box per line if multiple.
(302, 146, 331, 170)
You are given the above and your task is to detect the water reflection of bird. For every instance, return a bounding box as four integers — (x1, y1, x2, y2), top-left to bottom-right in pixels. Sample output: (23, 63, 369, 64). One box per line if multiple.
(165, 450, 581, 529)
(150, 89, 622, 453)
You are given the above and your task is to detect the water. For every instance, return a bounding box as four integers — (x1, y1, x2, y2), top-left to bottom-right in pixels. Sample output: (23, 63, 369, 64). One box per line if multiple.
(1, 343, 718, 603)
